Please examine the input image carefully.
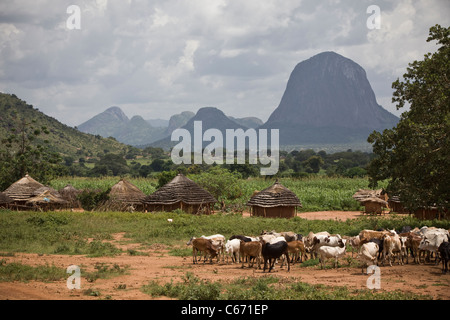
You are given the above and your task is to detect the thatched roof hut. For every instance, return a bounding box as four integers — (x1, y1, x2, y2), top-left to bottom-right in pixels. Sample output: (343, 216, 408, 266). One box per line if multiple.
(359, 197, 388, 215)
(26, 189, 68, 209)
(352, 189, 387, 202)
(144, 174, 216, 214)
(0, 192, 13, 208)
(102, 179, 147, 212)
(4, 174, 45, 202)
(246, 181, 302, 218)
(59, 184, 82, 209)
(109, 179, 146, 203)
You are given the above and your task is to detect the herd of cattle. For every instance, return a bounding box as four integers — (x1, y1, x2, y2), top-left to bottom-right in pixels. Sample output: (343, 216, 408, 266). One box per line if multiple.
(186, 226, 450, 274)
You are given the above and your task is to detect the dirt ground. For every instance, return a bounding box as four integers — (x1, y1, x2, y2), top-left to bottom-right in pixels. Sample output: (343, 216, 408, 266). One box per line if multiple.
(0, 211, 449, 300)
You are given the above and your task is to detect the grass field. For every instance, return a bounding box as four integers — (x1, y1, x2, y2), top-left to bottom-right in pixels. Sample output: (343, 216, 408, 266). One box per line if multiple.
(1, 210, 449, 300)
(49, 176, 386, 212)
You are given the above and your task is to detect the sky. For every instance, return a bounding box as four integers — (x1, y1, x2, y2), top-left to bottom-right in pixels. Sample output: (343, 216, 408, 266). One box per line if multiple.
(0, 0, 449, 127)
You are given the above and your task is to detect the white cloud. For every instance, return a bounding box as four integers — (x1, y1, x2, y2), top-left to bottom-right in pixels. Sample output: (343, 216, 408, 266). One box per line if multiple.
(0, 0, 449, 125)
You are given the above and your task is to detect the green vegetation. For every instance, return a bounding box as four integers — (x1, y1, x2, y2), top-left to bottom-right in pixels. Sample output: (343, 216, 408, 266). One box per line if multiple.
(1, 210, 449, 256)
(48, 175, 380, 212)
(0, 260, 67, 282)
(368, 24, 449, 212)
(141, 272, 432, 300)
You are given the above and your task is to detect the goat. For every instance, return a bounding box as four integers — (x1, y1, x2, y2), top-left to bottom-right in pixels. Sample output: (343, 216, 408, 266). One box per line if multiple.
(225, 239, 241, 264)
(405, 232, 423, 264)
(191, 238, 219, 264)
(358, 242, 379, 274)
(260, 239, 290, 273)
(303, 231, 331, 258)
(358, 229, 390, 247)
(382, 232, 404, 266)
(286, 240, 307, 264)
(346, 235, 360, 257)
(239, 240, 262, 269)
(317, 242, 347, 269)
(438, 241, 450, 274)
(368, 238, 384, 261)
(229, 235, 253, 242)
(201, 234, 226, 263)
(311, 234, 344, 257)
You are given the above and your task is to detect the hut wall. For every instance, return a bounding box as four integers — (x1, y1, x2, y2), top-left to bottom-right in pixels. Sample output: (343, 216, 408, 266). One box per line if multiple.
(388, 201, 408, 214)
(146, 202, 212, 215)
(413, 208, 448, 220)
(251, 205, 296, 218)
(363, 202, 383, 214)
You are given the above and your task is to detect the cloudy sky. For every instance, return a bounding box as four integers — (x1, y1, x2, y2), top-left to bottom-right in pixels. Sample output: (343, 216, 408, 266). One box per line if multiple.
(1, 0, 449, 127)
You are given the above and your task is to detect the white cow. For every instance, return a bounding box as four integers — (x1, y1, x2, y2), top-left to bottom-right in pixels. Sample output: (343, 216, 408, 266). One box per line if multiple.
(225, 239, 241, 264)
(358, 242, 379, 274)
(317, 239, 347, 269)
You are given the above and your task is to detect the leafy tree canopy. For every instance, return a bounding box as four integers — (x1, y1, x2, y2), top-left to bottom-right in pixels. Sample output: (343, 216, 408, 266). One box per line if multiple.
(367, 24, 450, 211)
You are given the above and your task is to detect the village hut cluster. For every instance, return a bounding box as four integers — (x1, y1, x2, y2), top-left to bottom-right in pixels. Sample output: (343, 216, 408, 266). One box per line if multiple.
(352, 188, 448, 220)
(0, 174, 447, 220)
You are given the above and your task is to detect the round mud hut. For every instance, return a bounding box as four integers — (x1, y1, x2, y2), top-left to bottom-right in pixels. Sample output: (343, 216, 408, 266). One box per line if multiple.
(144, 174, 216, 214)
(26, 189, 68, 211)
(107, 179, 146, 211)
(246, 180, 302, 218)
(0, 192, 13, 209)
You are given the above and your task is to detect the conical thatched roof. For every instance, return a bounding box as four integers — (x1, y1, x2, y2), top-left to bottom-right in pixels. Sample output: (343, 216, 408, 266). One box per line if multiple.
(4, 175, 45, 201)
(352, 189, 384, 202)
(26, 190, 68, 204)
(109, 179, 146, 203)
(0, 192, 13, 204)
(359, 196, 388, 206)
(246, 181, 302, 208)
(144, 174, 216, 205)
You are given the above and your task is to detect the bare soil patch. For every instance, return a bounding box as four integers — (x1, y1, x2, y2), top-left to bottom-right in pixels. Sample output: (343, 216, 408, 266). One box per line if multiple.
(0, 212, 448, 300)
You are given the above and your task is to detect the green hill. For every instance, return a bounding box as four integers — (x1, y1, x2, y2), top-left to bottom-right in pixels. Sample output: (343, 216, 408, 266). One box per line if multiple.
(0, 93, 131, 160)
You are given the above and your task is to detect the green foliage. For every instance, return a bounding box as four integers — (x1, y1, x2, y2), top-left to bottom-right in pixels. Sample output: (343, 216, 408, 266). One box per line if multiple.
(142, 272, 431, 300)
(0, 117, 62, 190)
(189, 167, 243, 203)
(368, 25, 450, 211)
(0, 261, 67, 282)
(157, 170, 178, 188)
(90, 154, 130, 177)
(77, 189, 111, 211)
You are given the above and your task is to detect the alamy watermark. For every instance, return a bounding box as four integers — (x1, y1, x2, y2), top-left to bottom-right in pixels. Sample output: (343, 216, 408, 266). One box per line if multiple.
(66, 265, 81, 290)
(366, 5, 381, 30)
(366, 265, 381, 289)
(170, 121, 280, 175)
(66, 5, 81, 30)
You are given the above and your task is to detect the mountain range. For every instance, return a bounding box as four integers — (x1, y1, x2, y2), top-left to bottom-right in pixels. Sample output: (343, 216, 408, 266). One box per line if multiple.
(77, 106, 263, 147)
(77, 51, 398, 150)
(3, 51, 399, 156)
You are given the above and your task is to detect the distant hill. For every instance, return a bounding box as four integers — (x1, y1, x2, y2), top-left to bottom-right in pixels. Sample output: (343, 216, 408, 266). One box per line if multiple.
(260, 51, 399, 146)
(150, 107, 250, 150)
(229, 116, 263, 129)
(0, 93, 130, 159)
(77, 106, 167, 146)
(79, 107, 263, 148)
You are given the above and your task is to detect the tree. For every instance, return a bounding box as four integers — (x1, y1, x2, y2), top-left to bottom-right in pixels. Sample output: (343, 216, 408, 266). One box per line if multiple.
(90, 153, 130, 176)
(0, 119, 61, 190)
(367, 24, 450, 212)
(192, 167, 243, 203)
